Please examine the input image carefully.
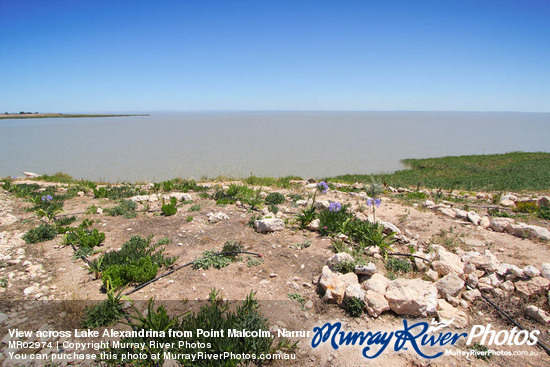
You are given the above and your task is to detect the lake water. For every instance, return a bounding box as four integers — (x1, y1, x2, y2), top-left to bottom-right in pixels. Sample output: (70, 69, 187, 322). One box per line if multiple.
(1, 111, 549, 182)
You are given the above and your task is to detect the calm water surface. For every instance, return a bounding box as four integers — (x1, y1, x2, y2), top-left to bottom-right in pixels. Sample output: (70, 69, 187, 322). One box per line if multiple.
(1, 112, 549, 182)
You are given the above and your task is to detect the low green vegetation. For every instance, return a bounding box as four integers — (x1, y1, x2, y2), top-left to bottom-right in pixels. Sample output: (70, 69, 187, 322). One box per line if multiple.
(152, 178, 208, 193)
(101, 290, 287, 366)
(332, 260, 356, 274)
(192, 241, 243, 270)
(105, 200, 137, 218)
(244, 175, 302, 188)
(246, 256, 264, 267)
(161, 203, 177, 216)
(265, 192, 285, 205)
(81, 289, 126, 328)
(93, 185, 145, 200)
(287, 292, 306, 310)
(212, 183, 263, 209)
(96, 236, 177, 290)
(23, 224, 58, 243)
(385, 257, 413, 274)
(0, 113, 147, 119)
(343, 296, 365, 317)
(188, 204, 201, 212)
(327, 152, 550, 191)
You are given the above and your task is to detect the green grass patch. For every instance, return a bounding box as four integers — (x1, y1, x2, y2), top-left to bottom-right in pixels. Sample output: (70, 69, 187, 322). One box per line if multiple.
(22, 224, 58, 244)
(327, 152, 550, 191)
(98, 236, 177, 290)
(105, 200, 137, 218)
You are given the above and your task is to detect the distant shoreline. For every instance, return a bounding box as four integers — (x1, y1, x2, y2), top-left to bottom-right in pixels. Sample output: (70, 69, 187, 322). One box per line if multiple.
(0, 113, 149, 120)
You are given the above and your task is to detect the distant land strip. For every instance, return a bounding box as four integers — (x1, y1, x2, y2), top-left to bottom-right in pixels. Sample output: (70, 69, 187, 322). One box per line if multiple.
(0, 113, 149, 119)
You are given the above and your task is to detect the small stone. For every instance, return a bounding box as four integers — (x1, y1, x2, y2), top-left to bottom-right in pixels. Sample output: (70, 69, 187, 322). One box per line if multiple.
(308, 219, 320, 230)
(354, 263, 377, 276)
(327, 253, 354, 269)
(254, 218, 284, 233)
(364, 290, 390, 318)
(361, 273, 390, 295)
(426, 269, 439, 282)
(436, 273, 465, 301)
(436, 299, 469, 329)
(385, 278, 438, 317)
(525, 305, 550, 325)
(515, 277, 550, 297)
(523, 265, 541, 278)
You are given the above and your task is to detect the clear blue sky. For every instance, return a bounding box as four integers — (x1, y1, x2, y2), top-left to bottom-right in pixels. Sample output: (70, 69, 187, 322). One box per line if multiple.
(1, 0, 549, 112)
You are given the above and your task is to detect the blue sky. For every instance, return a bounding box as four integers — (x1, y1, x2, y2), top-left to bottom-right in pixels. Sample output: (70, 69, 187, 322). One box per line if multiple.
(1, 0, 549, 112)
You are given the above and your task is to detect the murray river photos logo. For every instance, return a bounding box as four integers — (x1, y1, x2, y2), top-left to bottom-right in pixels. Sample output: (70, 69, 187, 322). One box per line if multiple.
(311, 320, 540, 359)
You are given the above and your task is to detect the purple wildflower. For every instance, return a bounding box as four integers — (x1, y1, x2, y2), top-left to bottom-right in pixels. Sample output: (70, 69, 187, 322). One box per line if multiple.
(317, 181, 329, 194)
(41, 195, 53, 202)
(367, 198, 382, 208)
(328, 201, 341, 212)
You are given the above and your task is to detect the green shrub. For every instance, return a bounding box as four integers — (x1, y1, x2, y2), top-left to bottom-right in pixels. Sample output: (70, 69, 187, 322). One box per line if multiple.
(330, 240, 351, 254)
(221, 240, 242, 258)
(343, 296, 365, 317)
(346, 221, 396, 258)
(125, 257, 159, 283)
(265, 192, 285, 205)
(318, 205, 353, 236)
(54, 216, 77, 227)
(101, 257, 159, 289)
(193, 241, 243, 270)
(333, 259, 356, 274)
(23, 224, 58, 243)
(185, 215, 193, 222)
(102, 290, 278, 366)
(292, 240, 311, 250)
(81, 290, 126, 328)
(247, 256, 264, 267)
(188, 204, 201, 212)
(514, 201, 539, 213)
(161, 203, 177, 216)
(296, 207, 316, 229)
(193, 250, 232, 270)
(491, 192, 503, 205)
(385, 257, 412, 274)
(100, 236, 177, 271)
(538, 206, 550, 220)
(157, 237, 171, 245)
(488, 208, 512, 218)
(63, 228, 105, 248)
(97, 236, 176, 289)
(288, 193, 304, 202)
(405, 191, 428, 200)
(86, 205, 99, 215)
(105, 200, 137, 218)
(268, 204, 279, 214)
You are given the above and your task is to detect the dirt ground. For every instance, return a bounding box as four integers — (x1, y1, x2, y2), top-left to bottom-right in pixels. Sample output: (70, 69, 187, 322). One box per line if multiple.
(1, 180, 549, 366)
